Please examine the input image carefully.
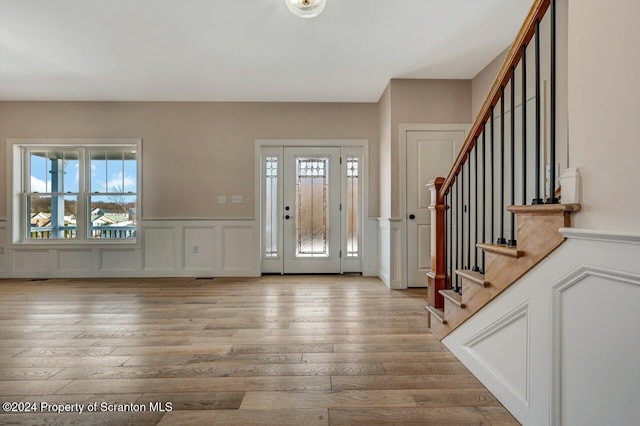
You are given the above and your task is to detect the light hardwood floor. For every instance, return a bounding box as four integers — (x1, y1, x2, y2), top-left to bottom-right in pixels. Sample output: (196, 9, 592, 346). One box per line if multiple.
(0, 276, 519, 425)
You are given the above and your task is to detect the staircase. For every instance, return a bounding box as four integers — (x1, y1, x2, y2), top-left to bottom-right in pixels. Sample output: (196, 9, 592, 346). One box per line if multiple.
(424, 0, 578, 340)
(427, 203, 579, 339)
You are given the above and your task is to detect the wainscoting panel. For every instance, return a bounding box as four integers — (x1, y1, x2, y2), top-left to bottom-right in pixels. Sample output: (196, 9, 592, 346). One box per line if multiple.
(0, 222, 6, 273)
(100, 250, 136, 272)
(1, 218, 375, 279)
(14, 250, 50, 274)
(0, 219, 259, 278)
(377, 219, 390, 287)
(390, 219, 403, 289)
(444, 229, 640, 425)
(144, 227, 176, 272)
(463, 303, 530, 407)
(551, 266, 640, 426)
(362, 218, 379, 277)
(220, 224, 258, 276)
(59, 250, 93, 272)
(184, 227, 215, 272)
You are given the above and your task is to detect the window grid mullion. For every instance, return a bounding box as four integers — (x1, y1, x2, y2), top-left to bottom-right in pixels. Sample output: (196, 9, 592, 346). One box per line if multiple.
(19, 144, 138, 242)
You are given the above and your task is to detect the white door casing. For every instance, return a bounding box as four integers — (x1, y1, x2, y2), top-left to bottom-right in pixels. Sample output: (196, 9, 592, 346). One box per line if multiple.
(405, 129, 466, 287)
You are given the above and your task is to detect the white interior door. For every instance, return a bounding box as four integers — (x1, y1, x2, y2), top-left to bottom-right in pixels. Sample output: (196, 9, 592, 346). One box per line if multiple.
(406, 130, 464, 287)
(283, 147, 341, 273)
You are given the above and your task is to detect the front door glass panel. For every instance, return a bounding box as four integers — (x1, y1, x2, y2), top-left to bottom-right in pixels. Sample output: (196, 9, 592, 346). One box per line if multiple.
(295, 157, 330, 257)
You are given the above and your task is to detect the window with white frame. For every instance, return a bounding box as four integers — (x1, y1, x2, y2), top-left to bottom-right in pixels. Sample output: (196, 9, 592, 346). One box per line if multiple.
(18, 142, 139, 242)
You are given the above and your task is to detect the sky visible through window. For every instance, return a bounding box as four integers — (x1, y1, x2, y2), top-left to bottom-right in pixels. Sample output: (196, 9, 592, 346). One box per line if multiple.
(30, 152, 136, 204)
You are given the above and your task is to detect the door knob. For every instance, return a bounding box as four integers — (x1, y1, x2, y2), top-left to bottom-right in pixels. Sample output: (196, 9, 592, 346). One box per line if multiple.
(285, 206, 290, 211)
(409, 214, 416, 220)
(285, 215, 291, 220)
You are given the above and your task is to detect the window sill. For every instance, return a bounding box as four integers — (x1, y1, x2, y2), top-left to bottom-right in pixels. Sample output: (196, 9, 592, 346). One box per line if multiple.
(10, 240, 140, 250)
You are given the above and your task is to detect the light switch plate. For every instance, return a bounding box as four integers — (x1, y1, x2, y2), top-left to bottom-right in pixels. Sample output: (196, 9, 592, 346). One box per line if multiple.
(231, 195, 243, 204)
(217, 195, 227, 204)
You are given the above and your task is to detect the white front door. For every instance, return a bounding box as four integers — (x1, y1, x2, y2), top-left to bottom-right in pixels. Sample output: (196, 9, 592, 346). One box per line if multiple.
(282, 147, 342, 273)
(406, 130, 464, 287)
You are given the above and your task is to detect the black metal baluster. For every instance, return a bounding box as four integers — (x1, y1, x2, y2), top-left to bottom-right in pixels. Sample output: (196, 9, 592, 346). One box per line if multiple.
(482, 124, 487, 273)
(548, 0, 559, 204)
(473, 140, 480, 272)
(533, 19, 544, 205)
(458, 171, 463, 294)
(444, 188, 448, 290)
(454, 179, 459, 291)
(508, 67, 517, 247)
(497, 89, 507, 245)
(466, 156, 471, 271)
(448, 190, 453, 290)
(522, 44, 528, 205)
(461, 163, 465, 274)
(490, 108, 495, 245)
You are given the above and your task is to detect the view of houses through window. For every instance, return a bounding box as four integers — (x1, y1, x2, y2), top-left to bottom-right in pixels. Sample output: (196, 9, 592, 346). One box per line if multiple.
(25, 145, 138, 241)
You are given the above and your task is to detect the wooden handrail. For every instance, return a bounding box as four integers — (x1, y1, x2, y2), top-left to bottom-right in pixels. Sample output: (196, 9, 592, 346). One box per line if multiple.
(439, 0, 551, 198)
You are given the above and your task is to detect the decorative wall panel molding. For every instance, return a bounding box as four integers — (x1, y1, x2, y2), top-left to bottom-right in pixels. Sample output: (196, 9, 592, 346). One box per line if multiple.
(377, 219, 390, 287)
(144, 227, 176, 272)
(463, 303, 530, 406)
(0, 221, 6, 273)
(444, 229, 640, 425)
(59, 250, 93, 272)
(221, 224, 258, 276)
(100, 250, 136, 272)
(0, 219, 259, 278)
(390, 219, 403, 289)
(551, 265, 640, 426)
(362, 218, 379, 277)
(184, 227, 215, 272)
(1, 217, 376, 279)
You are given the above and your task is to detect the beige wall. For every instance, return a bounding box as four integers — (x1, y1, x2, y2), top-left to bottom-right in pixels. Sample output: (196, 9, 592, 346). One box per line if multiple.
(472, 48, 509, 120)
(568, 0, 640, 231)
(389, 79, 471, 218)
(0, 102, 379, 220)
(378, 83, 392, 218)
(470, 0, 569, 200)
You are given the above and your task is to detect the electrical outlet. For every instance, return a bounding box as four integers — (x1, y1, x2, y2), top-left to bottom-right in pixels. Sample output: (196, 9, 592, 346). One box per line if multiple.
(192, 245, 199, 254)
(217, 195, 227, 204)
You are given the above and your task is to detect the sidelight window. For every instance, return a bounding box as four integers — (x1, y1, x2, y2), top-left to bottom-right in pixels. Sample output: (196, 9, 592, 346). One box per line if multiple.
(346, 157, 359, 257)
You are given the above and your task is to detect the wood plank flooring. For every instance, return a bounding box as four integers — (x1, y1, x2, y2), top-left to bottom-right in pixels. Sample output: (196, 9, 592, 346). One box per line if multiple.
(0, 276, 519, 425)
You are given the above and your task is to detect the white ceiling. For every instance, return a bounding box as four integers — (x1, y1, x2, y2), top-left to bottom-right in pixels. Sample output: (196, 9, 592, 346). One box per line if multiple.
(0, 0, 532, 102)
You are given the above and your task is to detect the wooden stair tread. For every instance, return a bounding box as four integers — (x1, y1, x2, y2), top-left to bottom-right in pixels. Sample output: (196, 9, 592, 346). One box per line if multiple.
(455, 270, 488, 287)
(439, 290, 465, 308)
(425, 305, 447, 324)
(477, 243, 523, 258)
(507, 203, 581, 214)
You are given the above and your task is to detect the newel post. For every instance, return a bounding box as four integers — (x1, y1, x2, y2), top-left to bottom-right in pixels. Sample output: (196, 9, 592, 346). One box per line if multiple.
(427, 178, 447, 309)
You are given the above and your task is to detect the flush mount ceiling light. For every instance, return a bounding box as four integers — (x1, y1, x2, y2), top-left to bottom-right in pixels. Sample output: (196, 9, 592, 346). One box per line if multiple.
(285, 0, 326, 18)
